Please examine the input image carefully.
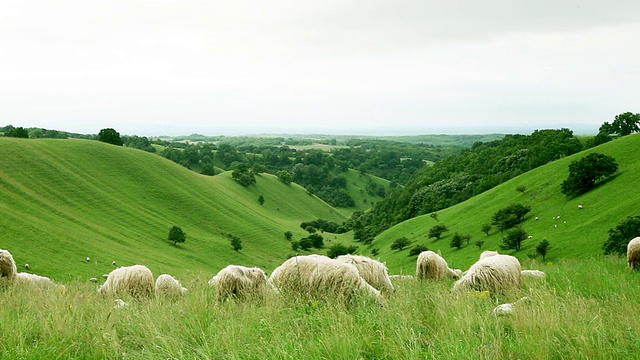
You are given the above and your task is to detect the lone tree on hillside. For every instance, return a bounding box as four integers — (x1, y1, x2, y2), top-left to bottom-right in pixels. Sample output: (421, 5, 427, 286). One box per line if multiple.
(231, 162, 256, 187)
(500, 226, 527, 251)
(603, 216, 640, 255)
(599, 112, 640, 137)
(428, 224, 449, 240)
(491, 204, 531, 232)
(97, 128, 123, 146)
(168, 226, 186, 245)
(560, 153, 618, 196)
(390, 237, 411, 251)
(536, 239, 551, 261)
(230, 235, 243, 251)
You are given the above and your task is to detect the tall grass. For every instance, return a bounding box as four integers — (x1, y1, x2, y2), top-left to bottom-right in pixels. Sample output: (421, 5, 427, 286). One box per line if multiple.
(2, 257, 639, 359)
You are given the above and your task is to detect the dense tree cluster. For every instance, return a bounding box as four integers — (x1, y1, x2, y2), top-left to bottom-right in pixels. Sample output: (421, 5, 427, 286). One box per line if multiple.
(354, 128, 584, 237)
(603, 216, 640, 255)
(560, 153, 618, 196)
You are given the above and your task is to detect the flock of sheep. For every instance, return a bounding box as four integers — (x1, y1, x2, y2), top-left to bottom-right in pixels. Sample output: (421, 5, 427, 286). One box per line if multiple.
(2, 236, 639, 310)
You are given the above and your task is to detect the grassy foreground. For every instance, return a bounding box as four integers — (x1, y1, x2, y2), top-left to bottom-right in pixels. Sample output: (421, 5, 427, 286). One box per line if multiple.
(1, 256, 639, 359)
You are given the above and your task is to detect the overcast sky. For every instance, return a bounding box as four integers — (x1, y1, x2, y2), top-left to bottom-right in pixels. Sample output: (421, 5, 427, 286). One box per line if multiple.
(1, 1, 639, 136)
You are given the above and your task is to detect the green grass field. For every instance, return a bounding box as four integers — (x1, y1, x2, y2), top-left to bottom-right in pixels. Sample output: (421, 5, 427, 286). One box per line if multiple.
(373, 134, 640, 274)
(0, 138, 347, 282)
(1, 256, 638, 359)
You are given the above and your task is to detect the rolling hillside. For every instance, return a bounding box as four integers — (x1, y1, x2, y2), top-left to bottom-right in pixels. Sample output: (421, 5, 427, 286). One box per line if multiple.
(373, 134, 640, 274)
(0, 138, 348, 281)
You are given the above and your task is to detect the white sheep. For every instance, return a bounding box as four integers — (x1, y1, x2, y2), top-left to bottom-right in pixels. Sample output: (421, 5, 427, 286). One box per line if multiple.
(335, 254, 394, 292)
(24, 263, 30, 270)
(112, 261, 117, 266)
(86, 257, 91, 262)
(269, 255, 382, 303)
(98, 265, 155, 298)
(416, 251, 459, 280)
(521, 270, 546, 278)
(155, 273, 188, 297)
(578, 204, 583, 209)
(453, 253, 522, 293)
(389, 275, 414, 280)
(210, 265, 273, 302)
(479, 250, 499, 259)
(90, 277, 98, 283)
(16, 272, 65, 290)
(627, 237, 640, 271)
(492, 296, 531, 316)
(0, 249, 18, 283)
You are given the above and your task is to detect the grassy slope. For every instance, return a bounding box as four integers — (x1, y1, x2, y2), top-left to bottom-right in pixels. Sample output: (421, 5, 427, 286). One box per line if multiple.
(0, 138, 346, 281)
(373, 134, 640, 274)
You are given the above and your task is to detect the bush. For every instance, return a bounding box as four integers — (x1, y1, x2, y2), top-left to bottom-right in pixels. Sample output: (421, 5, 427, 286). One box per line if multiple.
(450, 233, 464, 249)
(500, 226, 527, 251)
(409, 245, 428, 256)
(428, 224, 449, 240)
(390, 237, 411, 251)
(167, 226, 186, 245)
(603, 216, 640, 255)
(561, 153, 618, 196)
(491, 204, 531, 232)
(326, 243, 359, 258)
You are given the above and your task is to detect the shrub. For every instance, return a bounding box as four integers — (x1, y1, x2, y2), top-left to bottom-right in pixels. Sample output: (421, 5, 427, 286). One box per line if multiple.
(390, 237, 411, 251)
(409, 245, 428, 256)
(428, 224, 449, 240)
(561, 153, 618, 196)
(326, 243, 359, 258)
(603, 216, 640, 255)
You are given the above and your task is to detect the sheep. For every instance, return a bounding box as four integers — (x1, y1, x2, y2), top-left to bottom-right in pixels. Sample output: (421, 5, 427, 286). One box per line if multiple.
(269, 255, 381, 303)
(210, 265, 273, 302)
(453, 253, 522, 293)
(16, 272, 65, 290)
(98, 265, 155, 298)
(89, 277, 98, 283)
(155, 274, 188, 298)
(578, 204, 583, 209)
(416, 251, 459, 280)
(112, 261, 117, 266)
(86, 257, 91, 262)
(24, 263, 30, 270)
(389, 275, 414, 280)
(627, 237, 640, 271)
(479, 250, 499, 259)
(335, 254, 394, 292)
(521, 270, 546, 278)
(0, 249, 18, 283)
(492, 296, 531, 316)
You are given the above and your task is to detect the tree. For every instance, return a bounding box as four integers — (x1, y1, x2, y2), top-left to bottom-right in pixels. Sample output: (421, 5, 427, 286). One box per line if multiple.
(428, 224, 449, 240)
(284, 231, 293, 241)
(305, 226, 317, 234)
(481, 224, 492, 236)
(231, 162, 256, 187)
(475, 240, 485, 250)
(291, 240, 300, 251)
(390, 237, 411, 251)
(450, 233, 464, 249)
(200, 163, 216, 176)
(308, 233, 324, 248)
(536, 240, 551, 261)
(326, 243, 358, 258)
(258, 195, 265, 205)
(168, 226, 186, 245)
(599, 112, 640, 137)
(371, 248, 380, 256)
(230, 235, 242, 251)
(430, 212, 439, 221)
(516, 185, 526, 194)
(603, 216, 640, 255)
(500, 226, 527, 251)
(276, 170, 293, 185)
(491, 204, 531, 232)
(561, 153, 618, 196)
(97, 128, 123, 146)
(5, 126, 29, 138)
(299, 237, 314, 251)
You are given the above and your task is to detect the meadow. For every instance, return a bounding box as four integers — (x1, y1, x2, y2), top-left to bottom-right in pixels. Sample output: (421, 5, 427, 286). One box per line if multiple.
(1, 256, 639, 359)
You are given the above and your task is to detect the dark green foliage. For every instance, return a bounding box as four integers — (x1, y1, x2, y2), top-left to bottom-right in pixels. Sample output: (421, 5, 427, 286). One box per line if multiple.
(230, 235, 242, 251)
(481, 224, 492, 236)
(603, 216, 640, 255)
(390, 237, 411, 251)
(284, 231, 293, 241)
(168, 225, 186, 245)
(536, 240, 551, 261)
(258, 195, 265, 205)
(276, 170, 292, 185)
(232, 162, 256, 187)
(97, 128, 123, 146)
(305, 226, 317, 234)
(200, 163, 216, 176)
(500, 226, 527, 251)
(428, 224, 449, 240)
(450, 233, 464, 249)
(475, 240, 485, 250)
(300, 219, 346, 234)
(409, 244, 429, 256)
(371, 248, 380, 256)
(5, 126, 29, 138)
(561, 153, 618, 196)
(308, 234, 324, 248)
(326, 243, 359, 258)
(491, 204, 531, 232)
(299, 238, 314, 251)
(516, 185, 526, 194)
(599, 112, 640, 137)
(291, 240, 300, 251)
(123, 135, 156, 153)
(430, 212, 439, 221)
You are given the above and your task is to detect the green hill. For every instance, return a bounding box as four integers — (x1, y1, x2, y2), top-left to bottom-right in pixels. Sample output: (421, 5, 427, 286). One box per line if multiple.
(0, 138, 347, 281)
(373, 134, 640, 274)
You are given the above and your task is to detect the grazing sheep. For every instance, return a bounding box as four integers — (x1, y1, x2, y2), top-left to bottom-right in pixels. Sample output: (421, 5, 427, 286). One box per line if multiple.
(521, 270, 546, 278)
(16, 272, 64, 289)
(89, 277, 98, 283)
(98, 265, 155, 298)
(0, 249, 18, 283)
(389, 275, 414, 280)
(112, 261, 117, 266)
(155, 274, 188, 297)
(416, 251, 459, 280)
(479, 251, 499, 259)
(24, 263, 30, 270)
(627, 237, 640, 271)
(269, 255, 381, 302)
(453, 253, 522, 293)
(114, 298, 128, 309)
(535, 217, 539, 221)
(578, 204, 583, 209)
(492, 296, 531, 316)
(86, 257, 91, 262)
(335, 254, 394, 292)
(210, 265, 272, 302)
